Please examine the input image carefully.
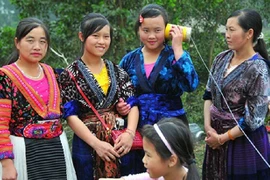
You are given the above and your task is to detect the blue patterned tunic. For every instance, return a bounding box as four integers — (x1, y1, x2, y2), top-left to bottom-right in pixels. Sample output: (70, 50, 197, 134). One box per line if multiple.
(120, 44, 199, 128)
(119, 44, 199, 175)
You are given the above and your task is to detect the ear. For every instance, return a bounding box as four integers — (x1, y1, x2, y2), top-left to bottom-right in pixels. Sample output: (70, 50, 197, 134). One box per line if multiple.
(14, 37, 19, 49)
(168, 154, 178, 167)
(247, 28, 254, 40)
(78, 32, 84, 42)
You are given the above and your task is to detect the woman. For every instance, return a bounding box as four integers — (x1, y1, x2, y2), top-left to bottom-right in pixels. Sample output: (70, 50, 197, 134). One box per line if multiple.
(0, 17, 76, 180)
(60, 13, 139, 180)
(203, 9, 270, 179)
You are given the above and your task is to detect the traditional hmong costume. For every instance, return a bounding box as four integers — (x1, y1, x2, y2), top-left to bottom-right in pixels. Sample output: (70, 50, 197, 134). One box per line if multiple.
(202, 50, 270, 180)
(119, 44, 199, 175)
(0, 63, 76, 180)
(60, 59, 138, 180)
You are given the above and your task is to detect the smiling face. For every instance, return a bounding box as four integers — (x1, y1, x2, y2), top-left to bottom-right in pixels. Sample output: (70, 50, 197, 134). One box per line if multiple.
(225, 17, 252, 51)
(138, 15, 166, 51)
(142, 137, 170, 179)
(82, 25, 111, 58)
(15, 26, 48, 63)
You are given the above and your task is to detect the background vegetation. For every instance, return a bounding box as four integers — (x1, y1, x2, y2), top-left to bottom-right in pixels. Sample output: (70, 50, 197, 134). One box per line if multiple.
(1, 0, 269, 126)
(1, 0, 270, 175)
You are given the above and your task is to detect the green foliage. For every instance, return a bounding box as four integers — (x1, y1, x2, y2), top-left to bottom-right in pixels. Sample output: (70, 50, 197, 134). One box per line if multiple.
(0, 26, 15, 66)
(2, 0, 270, 128)
(182, 84, 206, 125)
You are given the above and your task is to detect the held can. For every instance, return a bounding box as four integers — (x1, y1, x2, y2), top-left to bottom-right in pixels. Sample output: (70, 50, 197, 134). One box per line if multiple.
(164, 23, 192, 42)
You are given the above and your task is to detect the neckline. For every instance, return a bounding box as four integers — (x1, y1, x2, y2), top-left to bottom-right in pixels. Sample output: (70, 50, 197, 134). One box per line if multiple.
(14, 62, 43, 79)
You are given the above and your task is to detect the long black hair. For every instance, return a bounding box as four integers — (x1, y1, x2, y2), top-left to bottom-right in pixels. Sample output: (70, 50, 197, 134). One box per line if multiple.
(229, 9, 269, 61)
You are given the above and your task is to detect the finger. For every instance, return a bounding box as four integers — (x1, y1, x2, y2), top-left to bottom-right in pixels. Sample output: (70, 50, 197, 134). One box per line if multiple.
(105, 155, 111, 162)
(114, 136, 121, 144)
(107, 151, 117, 161)
(120, 146, 128, 156)
(110, 149, 120, 158)
(114, 142, 123, 151)
(124, 147, 131, 155)
(119, 98, 124, 103)
(123, 109, 131, 115)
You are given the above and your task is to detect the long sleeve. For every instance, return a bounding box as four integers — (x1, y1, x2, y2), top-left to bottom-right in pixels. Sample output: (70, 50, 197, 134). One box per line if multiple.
(0, 72, 13, 159)
(123, 172, 164, 180)
(241, 60, 269, 131)
(172, 51, 199, 92)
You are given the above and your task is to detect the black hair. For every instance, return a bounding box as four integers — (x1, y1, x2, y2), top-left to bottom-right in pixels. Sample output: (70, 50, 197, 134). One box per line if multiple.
(8, 17, 50, 65)
(228, 9, 269, 60)
(79, 13, 113, 53)
(134, 4, 169, 37)
(142, 118, 200, 180)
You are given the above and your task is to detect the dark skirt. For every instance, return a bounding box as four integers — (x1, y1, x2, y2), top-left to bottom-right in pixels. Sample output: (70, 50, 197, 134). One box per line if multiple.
(202, 107, 270, 180)
(25, 137, 67, 180)
(72, 134, 95, 180)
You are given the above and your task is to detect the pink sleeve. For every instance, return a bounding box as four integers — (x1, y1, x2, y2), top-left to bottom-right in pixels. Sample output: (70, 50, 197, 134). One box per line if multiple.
(0, 99, 13, 159)
(123, 173, 164, 180)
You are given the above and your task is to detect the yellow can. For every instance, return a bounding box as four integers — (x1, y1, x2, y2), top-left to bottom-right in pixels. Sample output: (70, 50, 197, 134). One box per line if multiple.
(164, 23, 192, 42)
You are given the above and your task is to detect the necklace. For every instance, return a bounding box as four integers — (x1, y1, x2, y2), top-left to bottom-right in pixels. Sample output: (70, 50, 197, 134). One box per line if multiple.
(15, 62, 43, 79)
(85, 59, 104, 74)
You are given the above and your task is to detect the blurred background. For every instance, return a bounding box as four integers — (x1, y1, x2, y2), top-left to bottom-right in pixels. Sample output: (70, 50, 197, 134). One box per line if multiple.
(1, 0, 270, 174)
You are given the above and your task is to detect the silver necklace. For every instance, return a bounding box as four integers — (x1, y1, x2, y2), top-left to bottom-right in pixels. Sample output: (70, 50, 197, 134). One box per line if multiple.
(15, 62, 43, 79)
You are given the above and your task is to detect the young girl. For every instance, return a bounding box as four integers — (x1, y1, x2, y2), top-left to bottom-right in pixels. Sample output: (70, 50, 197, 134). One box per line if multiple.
(100, 117, 200, 180)
(0, 17, 76, 180)
(117, 3, 199, 175)
(59, 13, 139, 180)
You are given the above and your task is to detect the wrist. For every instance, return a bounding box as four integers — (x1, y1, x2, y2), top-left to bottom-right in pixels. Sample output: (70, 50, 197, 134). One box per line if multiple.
(125, 129, 135, 139)
(1, 159, 13, 167)
(218, 133, 229, 145)
(227, 129, 235, 140)
(204, 124, 212, 132)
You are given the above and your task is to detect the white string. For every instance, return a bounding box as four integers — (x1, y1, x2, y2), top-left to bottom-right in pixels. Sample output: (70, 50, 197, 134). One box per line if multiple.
(190, 36, 270, 168)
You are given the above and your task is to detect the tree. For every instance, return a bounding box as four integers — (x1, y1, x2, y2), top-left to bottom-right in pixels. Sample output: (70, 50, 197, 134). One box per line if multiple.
(3, 0, 270, 124)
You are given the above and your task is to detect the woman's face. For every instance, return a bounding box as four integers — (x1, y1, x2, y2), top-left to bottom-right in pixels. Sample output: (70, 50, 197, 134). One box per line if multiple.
(138, 15, 165, 51)
(225, 17, 251, 51)
(16, 26, 48, 63)
(83, 25, 111, 58)
(142, 137, 170, 179)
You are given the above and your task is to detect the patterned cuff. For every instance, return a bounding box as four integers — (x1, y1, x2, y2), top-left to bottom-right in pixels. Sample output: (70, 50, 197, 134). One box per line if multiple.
(0, 144, 14, 160)
(126, 96, 139, 108)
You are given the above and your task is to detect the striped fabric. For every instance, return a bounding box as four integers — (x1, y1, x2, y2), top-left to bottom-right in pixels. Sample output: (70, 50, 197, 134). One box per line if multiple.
(0, 99, 13, 159)
(25, 137, 67, 180)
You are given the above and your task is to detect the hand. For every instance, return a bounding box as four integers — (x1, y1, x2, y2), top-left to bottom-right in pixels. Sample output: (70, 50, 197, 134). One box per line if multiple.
(170, 25, 184, 50)
(204, 125, 217, 135)
(114, 132, 133, 156)
(205, 131, 221, 150)
(93, 140, 120, 162)
(116, 98, 131, 116)
(1, 159, 17, 180)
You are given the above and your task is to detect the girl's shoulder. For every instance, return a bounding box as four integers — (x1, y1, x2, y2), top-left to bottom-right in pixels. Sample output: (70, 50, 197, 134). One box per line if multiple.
(122, 47, 141, 60)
